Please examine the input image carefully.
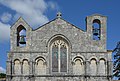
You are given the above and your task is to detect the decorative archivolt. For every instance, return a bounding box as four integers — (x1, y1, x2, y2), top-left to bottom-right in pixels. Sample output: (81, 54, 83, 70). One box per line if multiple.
(14, 59, 30, 75)
(22, 59, 29, 63)
(99, 58, 106, 63)
(35, 56, 47, 75)
(14, 59, 21, 74)
(99, 58, 106, 75)
(72, 55, 85, 64)
(14, 59, 21, 63)
(22, 59, 29, 75)
(47, 34, 71, 49)
(90, 58, 97, 75)
(35, 56, 46, 65)
(90, 58, 97, 64)
(72, 57, 85, 75)
(89, 56, 98, 62)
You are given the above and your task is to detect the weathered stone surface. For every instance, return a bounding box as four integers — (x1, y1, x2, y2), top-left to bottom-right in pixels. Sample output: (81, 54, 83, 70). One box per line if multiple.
(7, 13, 112, 81)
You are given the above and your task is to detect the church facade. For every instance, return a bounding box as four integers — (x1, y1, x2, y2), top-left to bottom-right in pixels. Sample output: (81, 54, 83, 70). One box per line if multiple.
(7, 13, 112, 81)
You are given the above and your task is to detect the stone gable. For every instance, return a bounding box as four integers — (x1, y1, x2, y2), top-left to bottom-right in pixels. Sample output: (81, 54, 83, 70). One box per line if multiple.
(6, 13, 112, 81)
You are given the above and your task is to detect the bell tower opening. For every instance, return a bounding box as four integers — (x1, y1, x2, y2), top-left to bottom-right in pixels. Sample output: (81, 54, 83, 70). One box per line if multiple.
(17, 25, 26, 47)
(92, 19, 101, 40)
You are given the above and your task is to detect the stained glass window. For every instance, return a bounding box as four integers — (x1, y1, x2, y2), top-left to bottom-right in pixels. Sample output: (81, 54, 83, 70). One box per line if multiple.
(52, 45, 58, 72)
(60, 45, 67, 72)
(52, 39, 68, 72)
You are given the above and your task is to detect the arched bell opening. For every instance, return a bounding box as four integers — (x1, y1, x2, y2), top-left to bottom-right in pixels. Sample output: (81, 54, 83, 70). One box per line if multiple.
(92, 19, 101, 40)
(17, 25, 26, 47)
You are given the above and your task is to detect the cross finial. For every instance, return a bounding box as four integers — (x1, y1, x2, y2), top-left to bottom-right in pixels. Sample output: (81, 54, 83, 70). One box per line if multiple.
(57, 12, 62, 18)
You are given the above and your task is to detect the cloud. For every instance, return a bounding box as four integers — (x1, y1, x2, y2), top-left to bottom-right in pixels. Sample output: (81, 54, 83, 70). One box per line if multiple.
(48, 1, 59, 10)
(0, 0, 59, 42)
(0, 22, 10, 43)
(0, 67, 6, 73)
(0, 0, 59, 28)
(0, 12, 12, 23)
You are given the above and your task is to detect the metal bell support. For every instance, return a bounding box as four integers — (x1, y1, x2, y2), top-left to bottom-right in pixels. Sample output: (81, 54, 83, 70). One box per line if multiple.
(93, 28, 99, 36)
(19, 35, 26, 44)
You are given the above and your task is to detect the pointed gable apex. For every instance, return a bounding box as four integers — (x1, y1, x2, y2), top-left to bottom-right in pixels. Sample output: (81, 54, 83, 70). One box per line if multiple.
(34, 17, 85, 32)
(10, 17, 32, 31)
(60, 18, 85, 32)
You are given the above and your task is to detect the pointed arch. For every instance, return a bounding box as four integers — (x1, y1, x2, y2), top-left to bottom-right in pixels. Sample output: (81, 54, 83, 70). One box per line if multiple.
(10, 17, 32, 49)
(48, 35, 70, 73)
(17, 25, 26, 46)
(47, 34, 72, 49)
(51, 39, 68, 72)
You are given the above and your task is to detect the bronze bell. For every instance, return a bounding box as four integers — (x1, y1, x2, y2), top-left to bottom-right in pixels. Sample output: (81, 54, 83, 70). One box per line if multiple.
(93, 28, 99, 36)
(19, 35, 26, 44)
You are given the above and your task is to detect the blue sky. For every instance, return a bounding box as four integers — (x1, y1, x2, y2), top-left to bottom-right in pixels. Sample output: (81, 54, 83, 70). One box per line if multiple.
(0, 0, 120, 73)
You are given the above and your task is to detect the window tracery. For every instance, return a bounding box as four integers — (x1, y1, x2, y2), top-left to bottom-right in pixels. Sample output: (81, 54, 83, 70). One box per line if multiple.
(51, 39, 68, 72)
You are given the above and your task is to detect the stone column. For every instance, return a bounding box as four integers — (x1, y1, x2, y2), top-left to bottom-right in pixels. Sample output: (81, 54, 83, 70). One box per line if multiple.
(107, 61, 113, 81)
(85, 60, 90, 81)
(33, 61, 36, 75)
(30, 61, 35, 81)
(85, 60, 90, 76)
(6, 60, 12, 81)
(105, 61, 107, 76)
(6, 60, 11, 75)
(20, 62, 22, 81)
(11, 61, 14, 75)
(29, 61, 33, 74)
(96, 61, 99, 76)
(21, 61, 23, 75)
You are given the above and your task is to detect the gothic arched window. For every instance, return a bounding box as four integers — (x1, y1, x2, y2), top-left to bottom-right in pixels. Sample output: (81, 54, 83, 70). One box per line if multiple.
(51, 39, 68, 72)
(17, 25, 26, 47)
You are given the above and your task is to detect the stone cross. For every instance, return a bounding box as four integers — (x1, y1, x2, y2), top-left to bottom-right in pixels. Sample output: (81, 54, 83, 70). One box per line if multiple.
(57, 12, 62, 18)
